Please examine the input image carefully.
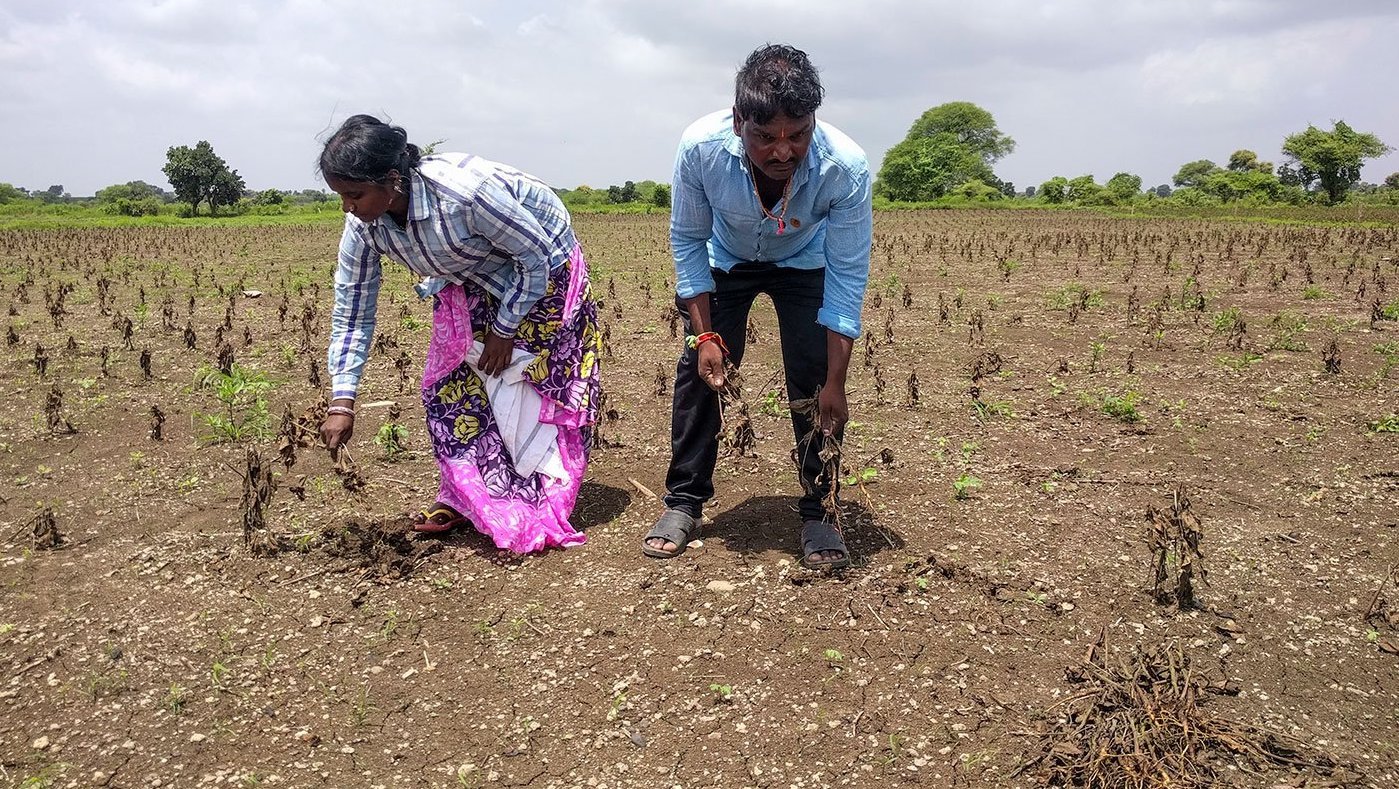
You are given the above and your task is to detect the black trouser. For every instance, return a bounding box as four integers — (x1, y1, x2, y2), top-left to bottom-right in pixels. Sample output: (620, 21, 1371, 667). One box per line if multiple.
(663, 263, 838, 522)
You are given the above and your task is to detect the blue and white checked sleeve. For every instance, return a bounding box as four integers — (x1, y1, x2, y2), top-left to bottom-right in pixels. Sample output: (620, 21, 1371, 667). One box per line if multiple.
(327, 222, 383, 401)
(463, 178, 554, 337)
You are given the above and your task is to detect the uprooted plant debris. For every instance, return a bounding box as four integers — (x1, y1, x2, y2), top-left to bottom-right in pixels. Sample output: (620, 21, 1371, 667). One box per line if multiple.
(1148, 484, 1206, 609)
(321, 518, 442, 581)
(332, 447, 367, 493)
(277, 397, 328, 469)
(789, 389, 843, 518)
(241, 447, 281, 556)
(29, 507, 63, 550)
(716, 361, 756, 457)
(1018, 636, 1349, 788)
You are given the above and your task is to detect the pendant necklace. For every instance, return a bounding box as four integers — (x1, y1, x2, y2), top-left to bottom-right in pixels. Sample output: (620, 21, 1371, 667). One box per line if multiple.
(749, 165, 792, 235)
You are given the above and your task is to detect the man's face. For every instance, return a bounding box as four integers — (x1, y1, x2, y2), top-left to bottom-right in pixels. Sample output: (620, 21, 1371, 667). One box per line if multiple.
(326, 174, 397, 223)
(734, 111, 814, 182)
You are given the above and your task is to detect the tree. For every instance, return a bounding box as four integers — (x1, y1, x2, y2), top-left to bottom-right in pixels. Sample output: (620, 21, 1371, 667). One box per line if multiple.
(877, 134, 995, 201)
(1385, 173, 1399, 190)
(33, 185, 68, 204)
(1105, 172, 1143, 202)
(1038, 176, 1068, 204)
(1173, 160, 1220, 188)
(877, 102, 1013, 201)
(163, 140, 246, 215)
(96, 181, 165, 216)
(619, 180, 638, 203)
(1024, 185, 1036, 198)
(906, 102, 1015, 163)
(954, 179, 1002, 201)
(96, 181, 164, 204)
(1153, 184, 1173, 198)
(1281, 121, 1392, 203)
(652, 184, 671, 208)
(252, 189, 285, 206)
(1066, 175, 1101, 203)
(0, 183, 26, 204)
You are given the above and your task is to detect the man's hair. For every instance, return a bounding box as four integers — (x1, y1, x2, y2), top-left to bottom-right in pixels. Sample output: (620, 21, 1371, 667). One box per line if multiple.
(734, 44, 824, 124)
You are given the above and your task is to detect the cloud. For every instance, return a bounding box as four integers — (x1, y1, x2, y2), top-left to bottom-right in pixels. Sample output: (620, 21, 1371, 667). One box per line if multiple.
(0, 0, 1395, 195)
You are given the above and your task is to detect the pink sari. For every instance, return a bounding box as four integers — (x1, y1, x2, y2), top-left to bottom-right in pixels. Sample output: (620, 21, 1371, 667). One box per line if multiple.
(420, 245, 600, 553)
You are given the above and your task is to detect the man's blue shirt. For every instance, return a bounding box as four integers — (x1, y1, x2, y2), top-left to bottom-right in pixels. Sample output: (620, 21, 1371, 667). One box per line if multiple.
(669, 109, 873, 338)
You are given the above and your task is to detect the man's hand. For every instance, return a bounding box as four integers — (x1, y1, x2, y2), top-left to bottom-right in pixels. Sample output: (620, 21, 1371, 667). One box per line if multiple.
(817, 382, 848, 437)
(320, 399, 356, 451)
(697, 342, 726, 390)
(477, 331, 515, 377)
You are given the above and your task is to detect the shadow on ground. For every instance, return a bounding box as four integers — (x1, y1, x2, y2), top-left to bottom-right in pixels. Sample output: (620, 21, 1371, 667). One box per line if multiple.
(411, 481, 631, 562)
(704, 494, 904, 564)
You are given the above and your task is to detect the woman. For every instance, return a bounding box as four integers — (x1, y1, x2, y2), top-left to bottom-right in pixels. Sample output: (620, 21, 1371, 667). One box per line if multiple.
(317, 114, 601, 553)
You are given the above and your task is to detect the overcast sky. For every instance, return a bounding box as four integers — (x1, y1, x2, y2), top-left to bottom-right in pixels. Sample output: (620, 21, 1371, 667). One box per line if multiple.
(2, 0, 1396, 197)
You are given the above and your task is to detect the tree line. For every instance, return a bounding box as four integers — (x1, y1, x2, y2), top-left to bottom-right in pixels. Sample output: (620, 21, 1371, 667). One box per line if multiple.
(875, 102, 1395, 208)
(4, 114, 1393, 219)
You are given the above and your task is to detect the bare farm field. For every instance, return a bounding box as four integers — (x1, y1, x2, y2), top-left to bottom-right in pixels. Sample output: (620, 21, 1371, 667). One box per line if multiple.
(0, 209, 1396, 788)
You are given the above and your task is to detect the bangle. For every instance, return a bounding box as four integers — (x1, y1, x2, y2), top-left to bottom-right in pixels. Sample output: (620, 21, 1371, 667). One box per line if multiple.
(327, 405, 356, 418)
(688, 331, 729, 356)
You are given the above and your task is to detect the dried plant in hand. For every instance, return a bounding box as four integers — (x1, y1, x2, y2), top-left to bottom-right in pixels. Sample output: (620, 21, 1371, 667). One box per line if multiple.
(1019, 636, 1344, 788)
(716, 362, 757, 457)
(1147, 485, 1206, 609)
(333, 447, 368, 494)
(276, 397, 327, 469)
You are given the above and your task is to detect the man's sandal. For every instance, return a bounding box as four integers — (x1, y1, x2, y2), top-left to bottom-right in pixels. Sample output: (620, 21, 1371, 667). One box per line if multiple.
(800, 519, 852, 570)
(411, 505, 468, 534)
(641, 510, 703, 559)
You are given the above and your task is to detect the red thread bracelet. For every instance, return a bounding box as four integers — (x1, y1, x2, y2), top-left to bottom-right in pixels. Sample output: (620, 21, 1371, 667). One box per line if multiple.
(695, 331, 730, 356)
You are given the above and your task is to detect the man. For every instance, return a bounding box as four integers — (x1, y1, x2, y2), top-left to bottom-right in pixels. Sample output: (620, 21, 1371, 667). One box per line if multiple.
(641, 44, 872, 569)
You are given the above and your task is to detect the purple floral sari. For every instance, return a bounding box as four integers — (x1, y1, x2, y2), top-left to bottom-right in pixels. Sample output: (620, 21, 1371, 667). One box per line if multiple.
(421, 244, 600, 553)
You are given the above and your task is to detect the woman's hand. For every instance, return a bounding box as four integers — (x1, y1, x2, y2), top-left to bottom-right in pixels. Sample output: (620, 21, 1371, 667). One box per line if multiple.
(320, 399, 356, 451)
(477, 331, 515, 377)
